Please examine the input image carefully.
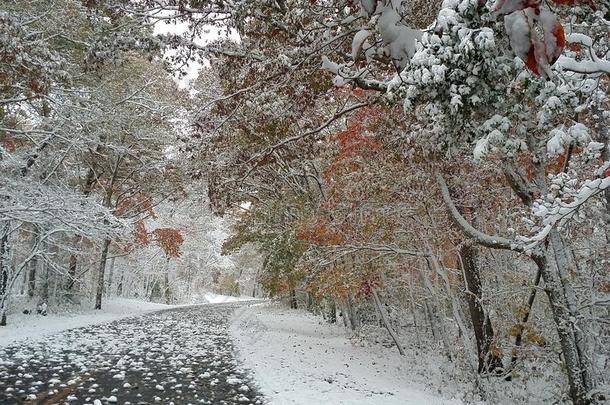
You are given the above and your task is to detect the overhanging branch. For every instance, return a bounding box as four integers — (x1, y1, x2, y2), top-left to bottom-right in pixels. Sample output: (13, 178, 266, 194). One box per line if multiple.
(435, 172, 522, 253)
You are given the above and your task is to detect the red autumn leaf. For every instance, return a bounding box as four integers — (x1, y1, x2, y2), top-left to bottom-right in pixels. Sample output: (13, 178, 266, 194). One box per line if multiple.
(541, 11, 565, 65)
(526, 43, 540, 75)
(504, 8, 565, 77)
(550, 0, 596, 8)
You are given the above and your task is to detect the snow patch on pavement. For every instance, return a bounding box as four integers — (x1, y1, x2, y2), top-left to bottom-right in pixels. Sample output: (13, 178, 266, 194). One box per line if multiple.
(230, 303, 464, 405)
(0, 303, 265, 404)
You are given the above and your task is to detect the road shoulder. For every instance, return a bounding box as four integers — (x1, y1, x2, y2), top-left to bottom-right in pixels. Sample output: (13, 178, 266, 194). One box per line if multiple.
(230, 302, 465, 405)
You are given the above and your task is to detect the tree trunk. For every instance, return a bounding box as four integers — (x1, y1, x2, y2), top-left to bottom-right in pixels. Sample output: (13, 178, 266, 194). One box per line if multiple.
(346, 294, 359, 331)
(40, 262, 49, 303)
(107, 256, 116, 296)
(533, 252, 591, 405)
(508, 266, 542, 378)
(117, 269, 124, 297)
(306, 293, 314, 313)
(424, 300, 438, 341)
(66, 166, 98, 291)
(418, 263, 452, 361)
(40, 235, 50, 304)
(94, 238, 110, 310)
(408, 277, 421, 347)
(0, 226, 9, 326)
(0, 240, 8, 298)
(372, 289, 405, 355)
(20, 268, 27, 295)
(460, 244, 503, 373)
(290, 289, 298, 309)
(438, 169, 595, 401)
(26, 227, 39, 297)
(66, 252, 77, 291)
(527, 135, 593, 403)
(340, 301, 349, 328)
(164, 257, 171, 305)
(426, 252, 479, 374)
(328, 299, 337, 323)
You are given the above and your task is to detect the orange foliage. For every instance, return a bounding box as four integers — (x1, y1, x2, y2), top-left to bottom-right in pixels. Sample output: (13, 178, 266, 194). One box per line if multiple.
(297, 218, 344, 246)
(323, 106, 383, 181)
(307, 263, 381, 302)
(0, 136, 16, 152)
(546, 146, 583, 174)
(133, 220, 150, 246)
(152, 227, 184, 258)
(115, 192, 156, 218)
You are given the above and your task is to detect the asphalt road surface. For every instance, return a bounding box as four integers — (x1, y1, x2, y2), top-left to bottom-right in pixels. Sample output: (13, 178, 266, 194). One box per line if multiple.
(0, 303, 265, 405)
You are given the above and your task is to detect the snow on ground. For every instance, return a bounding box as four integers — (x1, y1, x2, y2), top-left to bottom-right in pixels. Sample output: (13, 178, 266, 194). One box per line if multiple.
(230, 303, 465, 405)
(1, 293, 258, 348)
(202, 292, 259, 304)
(0, 298, 173, 348)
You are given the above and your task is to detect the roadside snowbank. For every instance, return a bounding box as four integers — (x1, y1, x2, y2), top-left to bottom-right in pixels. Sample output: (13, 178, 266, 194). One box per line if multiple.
(0, 297, 173, 348)
(230, 303, 464, 405)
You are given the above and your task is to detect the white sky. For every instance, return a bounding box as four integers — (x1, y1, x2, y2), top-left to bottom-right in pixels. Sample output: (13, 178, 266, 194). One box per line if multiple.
(153, 18, 239, 89)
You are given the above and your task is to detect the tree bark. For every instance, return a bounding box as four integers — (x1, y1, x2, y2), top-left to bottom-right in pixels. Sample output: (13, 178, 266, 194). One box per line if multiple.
(419, 261, 453, 361)
(117, 269, 124, 296)
(340, 301, 349, 328)
(508, 266, 542, 377)
(65, 252, 77, 291)
(534, 253, 591, 405)
(424, 300, 438, 341)
(289, 288, 298, 309)
(40, 234, 50, 303)
(107, 256, 116, 296)
(0, 226, 9, 326)
(306, 293, 314, 313)
(372, 289, 405, 355)
(530, 145, 594, 403)
(408, 278, 421, 347)
(164, 257, 171, 305)
(328, 299, 337, 323)
(94, 238, 110, 310)
(426, 251, 479, 374)
(27, 228, 39, 297)
(346, 294, 360, 331)
(460, 244, 502, 373)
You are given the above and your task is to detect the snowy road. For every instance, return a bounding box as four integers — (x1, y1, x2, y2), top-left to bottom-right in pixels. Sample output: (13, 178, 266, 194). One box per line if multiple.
(0, 303, 264, 405)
